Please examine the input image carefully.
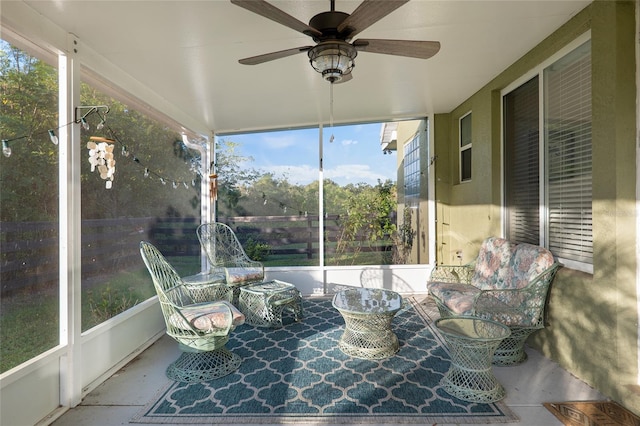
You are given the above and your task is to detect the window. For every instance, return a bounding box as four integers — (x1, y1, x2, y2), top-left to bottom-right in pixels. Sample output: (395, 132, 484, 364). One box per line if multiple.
(504, 39, 592, 272)
(404, 133, 420, 207)
(0, 38, 60, 372)
(215, 120, 422, 267)
(504, 76, 540, 245)
(459, 112, 472, 182)
(80, 77, 202, 331)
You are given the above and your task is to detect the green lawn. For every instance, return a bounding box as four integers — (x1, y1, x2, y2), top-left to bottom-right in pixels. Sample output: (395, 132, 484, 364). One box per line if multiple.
(1, 255, 199, 373)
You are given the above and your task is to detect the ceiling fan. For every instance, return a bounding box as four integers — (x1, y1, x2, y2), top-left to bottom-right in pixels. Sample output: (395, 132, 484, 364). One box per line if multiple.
(231, 0, 441, 83)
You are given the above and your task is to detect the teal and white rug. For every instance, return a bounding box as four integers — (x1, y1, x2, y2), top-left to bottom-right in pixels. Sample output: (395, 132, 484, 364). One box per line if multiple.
(133, 297, 518, 424)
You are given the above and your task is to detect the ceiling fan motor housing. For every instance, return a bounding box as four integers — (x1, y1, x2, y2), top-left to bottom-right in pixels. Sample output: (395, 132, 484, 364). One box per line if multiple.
(307, 11, 352, 41)
(307, 11, 357, 83)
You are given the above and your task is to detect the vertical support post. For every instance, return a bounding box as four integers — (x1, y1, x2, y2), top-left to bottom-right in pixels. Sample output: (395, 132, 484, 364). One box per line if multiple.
(181, 133, 211, 271)
(319, 124, 326, 293)
(307, 215, 313, 260)
(210, 130, 216, 223)
(59, 32, 82, 408)
(427, 116, 437, 266)
(635, 0, 640, 386)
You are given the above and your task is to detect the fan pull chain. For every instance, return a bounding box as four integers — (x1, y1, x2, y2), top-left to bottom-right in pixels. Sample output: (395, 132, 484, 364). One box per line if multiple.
(329, 83, 335, 143)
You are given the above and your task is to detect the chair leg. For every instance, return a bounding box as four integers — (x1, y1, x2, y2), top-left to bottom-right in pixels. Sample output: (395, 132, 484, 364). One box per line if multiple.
(166, 347, 241, 383)
(492, 327, 536, 366)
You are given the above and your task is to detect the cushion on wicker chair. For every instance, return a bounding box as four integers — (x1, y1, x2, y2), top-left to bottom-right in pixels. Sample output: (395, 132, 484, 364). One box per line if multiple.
(169, 301, 245, 332)
(225, 266, 264, 285)
(508, 243, 555, 289)
(471, 237, 515, 290)
(428, 282, 480, 315)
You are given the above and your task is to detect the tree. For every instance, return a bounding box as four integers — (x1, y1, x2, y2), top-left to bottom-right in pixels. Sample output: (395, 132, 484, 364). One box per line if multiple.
(214, 138, 261, 216)
(0, 42, 59, 222)
(332, 179, 397, 265)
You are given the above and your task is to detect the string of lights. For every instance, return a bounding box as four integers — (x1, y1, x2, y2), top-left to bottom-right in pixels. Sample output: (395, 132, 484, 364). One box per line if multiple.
(1, 105, 200, 190)
(2, 106, 343, 214)
(101, 123, 200, 190)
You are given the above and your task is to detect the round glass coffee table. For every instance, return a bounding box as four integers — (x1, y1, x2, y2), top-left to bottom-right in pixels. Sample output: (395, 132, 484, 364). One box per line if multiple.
(332, 287, 403, 359)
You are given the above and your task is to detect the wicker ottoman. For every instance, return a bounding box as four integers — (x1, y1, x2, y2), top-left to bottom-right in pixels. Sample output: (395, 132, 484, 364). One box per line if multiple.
(238, 280, 303, 328)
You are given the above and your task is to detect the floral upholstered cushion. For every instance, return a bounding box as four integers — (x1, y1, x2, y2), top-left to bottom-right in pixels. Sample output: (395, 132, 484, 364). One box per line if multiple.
(428, 282, 481, 315)
(471, 237, 515, 290)
(169, 301, 245, 332)
(508, 243, 555, 289)
(225, 267, 264, 285)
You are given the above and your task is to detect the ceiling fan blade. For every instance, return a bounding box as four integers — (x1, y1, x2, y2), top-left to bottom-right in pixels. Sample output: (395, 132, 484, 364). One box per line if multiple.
(337, 0, 409, 39)
(239, 46, 313, 65)
(231, 0, 322, 38)
(354, 39, 441, 59)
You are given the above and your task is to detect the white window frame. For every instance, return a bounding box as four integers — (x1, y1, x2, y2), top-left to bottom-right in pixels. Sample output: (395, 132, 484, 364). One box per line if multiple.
(459, 111, 472, 183)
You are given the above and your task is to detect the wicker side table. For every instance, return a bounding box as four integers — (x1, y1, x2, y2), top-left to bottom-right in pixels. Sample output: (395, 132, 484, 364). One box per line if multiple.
(435, 317, 511, 403)
(182, 271, 231, 303)
(238, 280, 303, 328)
(332, 288, 403, 359)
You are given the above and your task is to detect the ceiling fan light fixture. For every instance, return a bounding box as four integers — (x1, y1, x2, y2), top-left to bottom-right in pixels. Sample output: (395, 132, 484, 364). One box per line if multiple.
(308, 41, 356, 83)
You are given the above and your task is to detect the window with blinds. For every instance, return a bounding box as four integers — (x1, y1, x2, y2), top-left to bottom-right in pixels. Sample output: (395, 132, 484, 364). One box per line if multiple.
(503, 39, 592, 271)
(544, 40, 592, 265)
(504, 76, 540, 246)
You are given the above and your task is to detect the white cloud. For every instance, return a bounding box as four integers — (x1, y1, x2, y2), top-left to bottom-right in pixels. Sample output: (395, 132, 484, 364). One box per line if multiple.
(341, 139, 358, 146)
(266, 164, 317, 184)
(325, 164, 388, 185)
(260, 163, 391, 186)
(262, 135, 297, 149)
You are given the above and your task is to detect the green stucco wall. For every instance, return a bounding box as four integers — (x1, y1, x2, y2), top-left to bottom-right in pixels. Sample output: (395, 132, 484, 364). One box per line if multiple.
(434, 0, 639, 413)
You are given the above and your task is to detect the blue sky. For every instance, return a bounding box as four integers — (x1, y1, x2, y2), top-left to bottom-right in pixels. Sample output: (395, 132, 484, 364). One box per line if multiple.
(220, 122, 397, 187)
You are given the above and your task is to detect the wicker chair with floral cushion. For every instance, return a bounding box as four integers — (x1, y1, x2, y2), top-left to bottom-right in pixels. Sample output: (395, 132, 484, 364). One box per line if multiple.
(197, 222, 265, 304)
(140, 241, 245, 383)
(428, 237, 559, 365)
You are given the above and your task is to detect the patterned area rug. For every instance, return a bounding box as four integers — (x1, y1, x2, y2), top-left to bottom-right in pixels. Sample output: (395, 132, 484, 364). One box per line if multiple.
(544, 401, 640, 425)
(133, 296, 518, 424)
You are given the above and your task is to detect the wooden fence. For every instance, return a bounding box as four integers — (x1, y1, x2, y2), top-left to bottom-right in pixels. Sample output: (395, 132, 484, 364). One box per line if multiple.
(1, 215, 393, 296)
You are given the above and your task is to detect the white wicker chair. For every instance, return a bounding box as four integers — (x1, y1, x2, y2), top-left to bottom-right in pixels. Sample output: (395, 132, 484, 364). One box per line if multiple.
(197, 222, 265, 303)
(140, 241, 244, 383)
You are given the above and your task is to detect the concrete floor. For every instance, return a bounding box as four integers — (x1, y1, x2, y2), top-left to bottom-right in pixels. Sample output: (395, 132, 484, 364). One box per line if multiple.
(51, 297, 605, 426)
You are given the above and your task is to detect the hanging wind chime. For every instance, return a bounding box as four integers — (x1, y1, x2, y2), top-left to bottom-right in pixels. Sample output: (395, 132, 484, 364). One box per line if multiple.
(87, 136, 116, 189)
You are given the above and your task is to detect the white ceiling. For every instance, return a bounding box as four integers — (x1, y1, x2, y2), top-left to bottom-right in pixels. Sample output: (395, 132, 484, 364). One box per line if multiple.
(7, 0, 590, 135)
